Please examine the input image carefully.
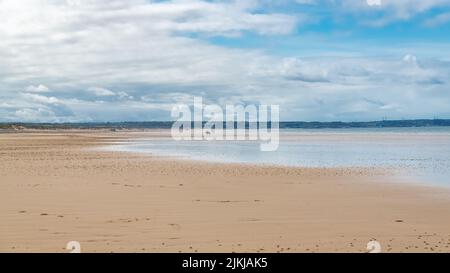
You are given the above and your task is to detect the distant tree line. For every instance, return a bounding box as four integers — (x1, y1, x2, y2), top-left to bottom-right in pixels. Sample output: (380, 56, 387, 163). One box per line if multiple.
(1, 119, 450, 130)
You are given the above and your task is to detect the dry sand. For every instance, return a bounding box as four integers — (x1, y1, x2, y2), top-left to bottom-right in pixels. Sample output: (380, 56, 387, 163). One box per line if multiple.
(1, 131, 450, 253)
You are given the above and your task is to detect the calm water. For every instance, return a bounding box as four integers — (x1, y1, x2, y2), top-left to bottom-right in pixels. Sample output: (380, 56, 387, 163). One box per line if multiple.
(108, 127, 450, 186)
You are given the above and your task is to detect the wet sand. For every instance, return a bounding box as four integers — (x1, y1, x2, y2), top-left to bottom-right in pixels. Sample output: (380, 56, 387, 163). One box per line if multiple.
(1, 131, 450, 253)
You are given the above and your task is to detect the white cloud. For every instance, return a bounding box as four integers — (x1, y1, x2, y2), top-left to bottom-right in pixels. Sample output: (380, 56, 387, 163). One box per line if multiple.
(366, 0, 381, 6)
(0, 0, 298, 37)
(8, 93, 77, 122)
(296, 0, 318, 5)
(88, 87, 116, 97)
(22, 93, 62, 104)
(117, 91, 134, 100)
(403, 54, 418, 67)
(14, 108, 57, 122)
(25, 84, 50, 93)
(324, 0, 450, 26)
(424, 11, 450, 26)
(88, 87, 133, 100)
(279, 58, 330, 82)
(0, 0, 297, 89)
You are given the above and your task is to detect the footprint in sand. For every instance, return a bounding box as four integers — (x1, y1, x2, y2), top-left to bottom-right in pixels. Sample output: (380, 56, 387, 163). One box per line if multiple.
(107, 217, 151, 224)
(168, 223, 181, 230)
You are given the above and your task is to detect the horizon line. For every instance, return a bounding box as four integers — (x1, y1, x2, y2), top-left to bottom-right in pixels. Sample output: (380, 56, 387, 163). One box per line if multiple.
(2, 118, 450, 124)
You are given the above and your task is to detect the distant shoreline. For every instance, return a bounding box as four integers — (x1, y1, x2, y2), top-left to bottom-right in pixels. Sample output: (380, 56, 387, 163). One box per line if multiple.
(1, 119, 450, 130)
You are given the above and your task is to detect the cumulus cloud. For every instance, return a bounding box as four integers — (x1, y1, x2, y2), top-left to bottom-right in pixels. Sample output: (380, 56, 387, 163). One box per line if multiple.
(403, 54, 418, 66)
(87, 87, 116, 97)
(25, 84, 50, 93)
(3, 93, 77, 122)
(279, 58, 330, 82)
(14, 108, 57, 122)
(22, 93, 62, 105)
(264, 55, 445, 87)
(87, 87, 133, 100)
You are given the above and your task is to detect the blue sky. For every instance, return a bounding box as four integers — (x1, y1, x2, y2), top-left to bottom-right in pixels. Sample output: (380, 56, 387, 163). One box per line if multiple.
(1, 0, 450, 122)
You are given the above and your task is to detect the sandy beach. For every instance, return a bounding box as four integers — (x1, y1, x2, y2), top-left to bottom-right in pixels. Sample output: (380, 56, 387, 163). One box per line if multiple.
(1, 131, 450, 253)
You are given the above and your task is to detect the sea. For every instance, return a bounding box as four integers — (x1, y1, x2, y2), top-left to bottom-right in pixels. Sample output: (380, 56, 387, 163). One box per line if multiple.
(106, 127, 450, 187)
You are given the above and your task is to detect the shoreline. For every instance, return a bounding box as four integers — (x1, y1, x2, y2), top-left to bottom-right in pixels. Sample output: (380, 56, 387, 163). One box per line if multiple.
(101, 130, 450, 189)
(1, 131, 450, 252)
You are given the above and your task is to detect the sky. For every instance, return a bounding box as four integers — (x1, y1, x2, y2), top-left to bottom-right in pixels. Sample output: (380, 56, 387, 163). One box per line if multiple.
(1, 0, 450, 122)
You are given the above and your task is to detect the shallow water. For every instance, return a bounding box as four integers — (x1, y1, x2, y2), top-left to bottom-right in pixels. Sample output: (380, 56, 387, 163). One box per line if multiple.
(108, 127, 450, 187)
